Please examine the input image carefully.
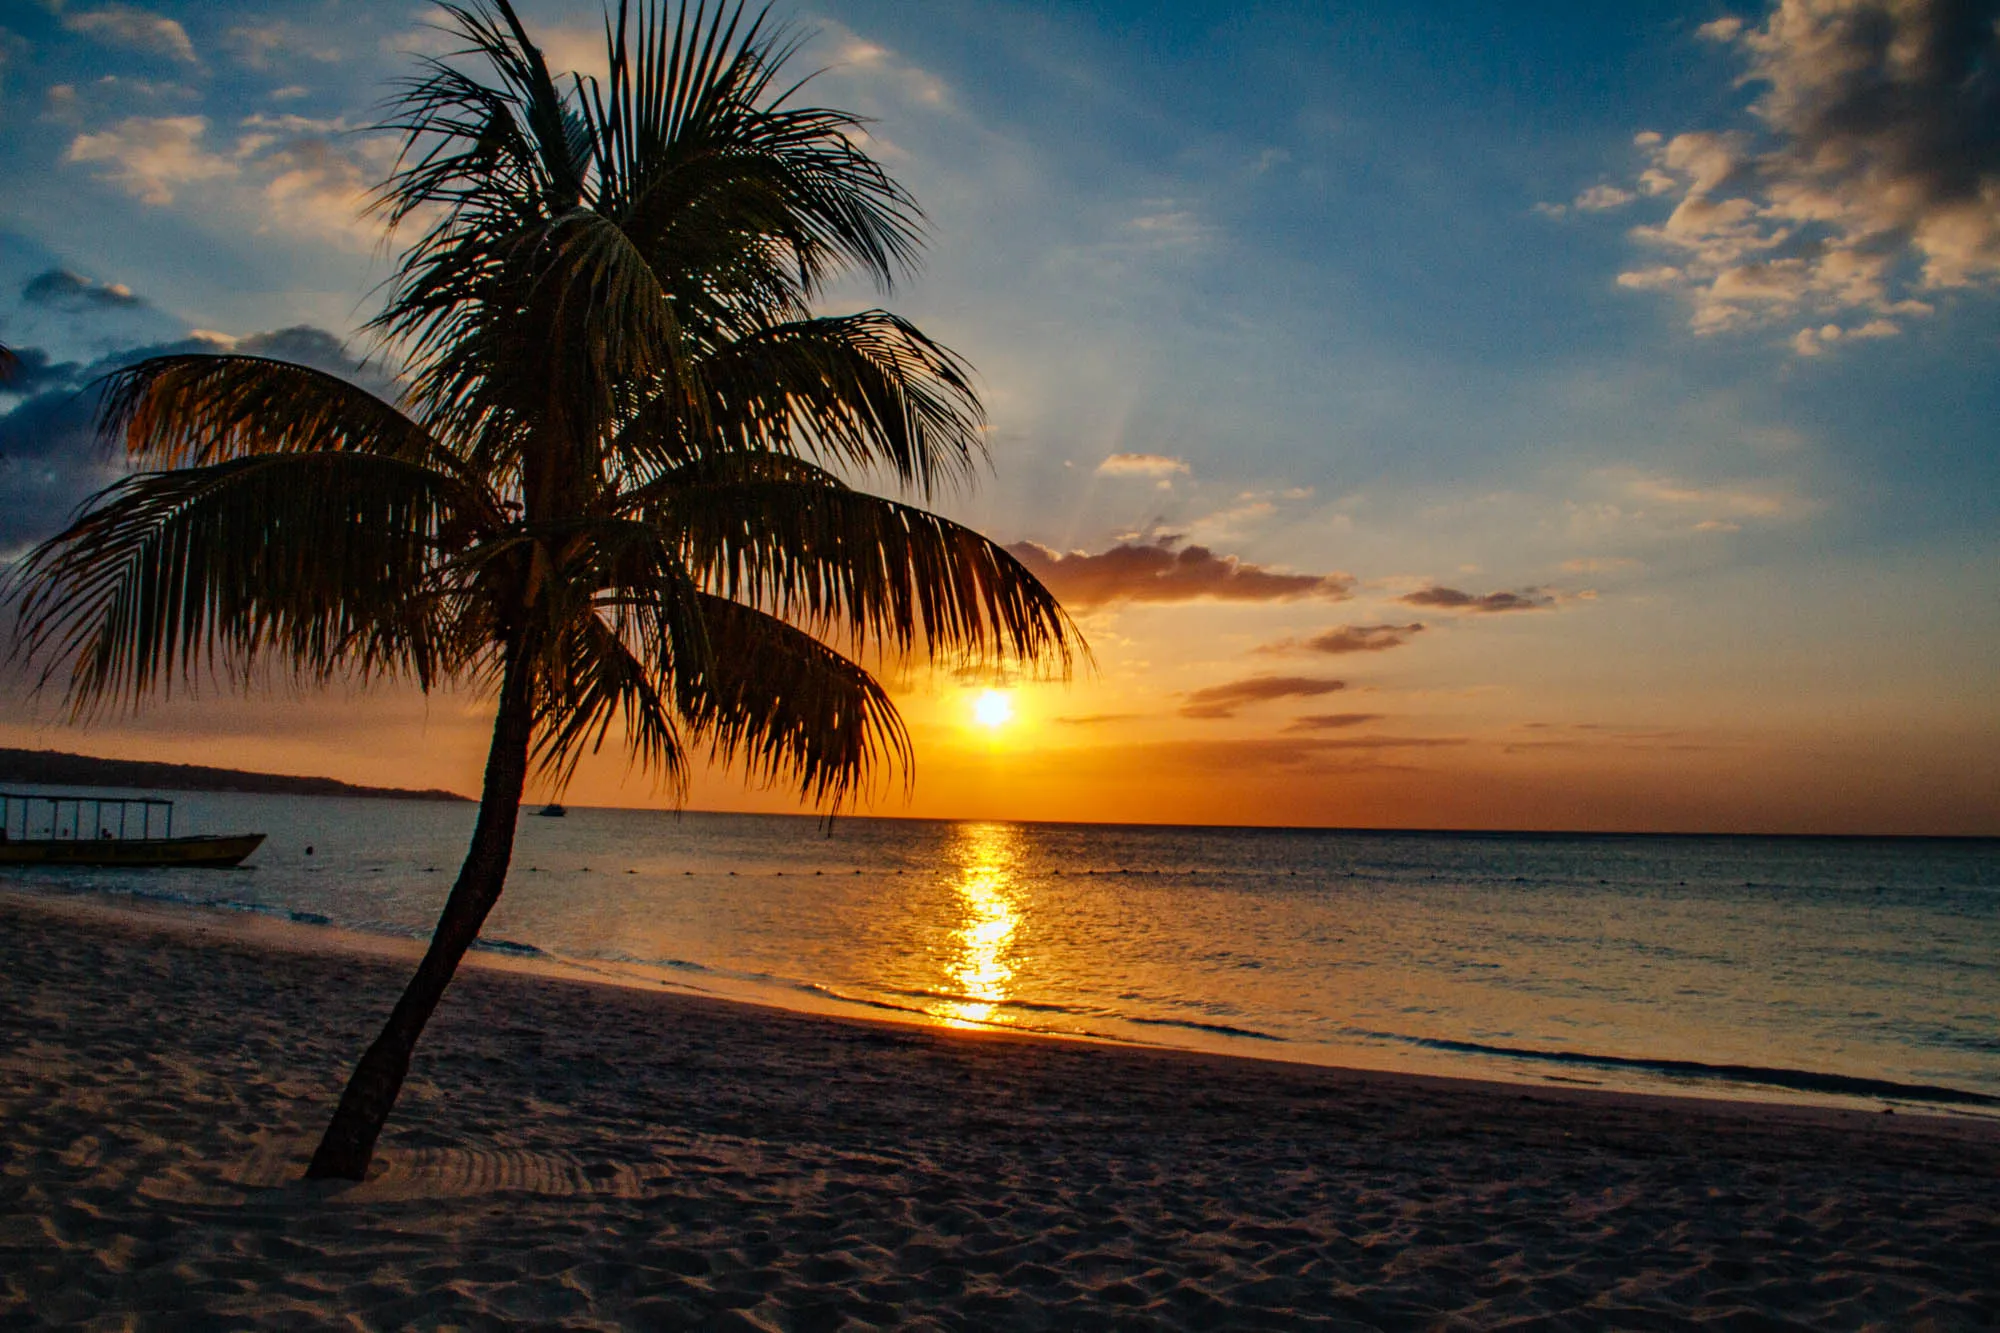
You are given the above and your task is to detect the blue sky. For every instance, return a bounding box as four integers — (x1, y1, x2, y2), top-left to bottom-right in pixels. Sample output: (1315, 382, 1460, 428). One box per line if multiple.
(1, 0, 1996, 832)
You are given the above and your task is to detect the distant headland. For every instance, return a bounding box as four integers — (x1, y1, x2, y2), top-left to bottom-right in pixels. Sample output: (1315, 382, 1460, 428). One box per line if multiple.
(0, 748, 470, 803)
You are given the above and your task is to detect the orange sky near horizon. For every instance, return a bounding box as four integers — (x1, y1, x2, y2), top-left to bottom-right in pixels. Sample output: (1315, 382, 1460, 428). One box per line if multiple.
(4, 596, 1993, 837)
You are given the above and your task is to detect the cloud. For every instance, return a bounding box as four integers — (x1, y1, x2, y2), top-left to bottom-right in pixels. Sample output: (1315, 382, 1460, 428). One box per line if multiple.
(0, 347, 85, 397)
(1575, 184, 1637, 211)
(0, 326, 385, 553)
(1616, 0, 2000, 344)
(1265, 622, 1426, 655)
(1009, 538, 1354, 608)
(22, 269, 148, 311)
(0, 388, 125, 551)
(1095, 452, 1189, 478)
(66, 115, 234, 205)
(1052, 713, 1139, 726)
(221, 22, 344, 69)
(1180, 675, 1346, 719)
(1790, 316, 1905, 355)
(1399, 586, 1554, 613)
(1623, 473, 1794, 517)
(63, 5, 198, 64)
(1123, 206, 1217, 252)
(64, 114, 391, 244)
(1561, 556, 1643, 574)
(1282, 713, 1384, 732)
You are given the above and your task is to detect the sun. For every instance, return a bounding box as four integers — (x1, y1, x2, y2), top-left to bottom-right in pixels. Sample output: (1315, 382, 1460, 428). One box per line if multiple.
(973, 689, 1014, 729)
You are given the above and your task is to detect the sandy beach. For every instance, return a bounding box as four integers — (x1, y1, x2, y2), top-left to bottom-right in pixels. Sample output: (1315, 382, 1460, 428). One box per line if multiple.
(3, 889, 1996, 1330)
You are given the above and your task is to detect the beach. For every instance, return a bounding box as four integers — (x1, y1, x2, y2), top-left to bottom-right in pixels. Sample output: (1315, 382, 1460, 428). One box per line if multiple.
(3, 890, 1996, 1330)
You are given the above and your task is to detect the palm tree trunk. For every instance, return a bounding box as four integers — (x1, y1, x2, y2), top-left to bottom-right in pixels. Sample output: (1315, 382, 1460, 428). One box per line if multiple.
(305, 647, 535, 1181)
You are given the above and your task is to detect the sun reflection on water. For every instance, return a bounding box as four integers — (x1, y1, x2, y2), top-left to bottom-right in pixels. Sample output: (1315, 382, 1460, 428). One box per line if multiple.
(935, 822, 1025, 1028)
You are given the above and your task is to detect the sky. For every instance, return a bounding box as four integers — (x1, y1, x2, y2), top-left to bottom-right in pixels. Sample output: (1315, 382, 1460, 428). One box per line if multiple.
(0, 0, 1996, 834)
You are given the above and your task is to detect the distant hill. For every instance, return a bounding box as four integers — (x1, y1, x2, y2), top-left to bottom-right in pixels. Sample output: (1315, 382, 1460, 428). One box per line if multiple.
(0, 749, 470, 802)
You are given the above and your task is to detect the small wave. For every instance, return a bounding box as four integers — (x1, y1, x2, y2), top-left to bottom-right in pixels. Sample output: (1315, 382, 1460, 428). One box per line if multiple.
(1127, 1015, 1285, 1042)
(471, 937, 543, 957)
(874, 984, 1098, 1017)
(1346, 1029, 1999, 1106)
(794, 982, 935, 1019)
(591, 949, 712, 974)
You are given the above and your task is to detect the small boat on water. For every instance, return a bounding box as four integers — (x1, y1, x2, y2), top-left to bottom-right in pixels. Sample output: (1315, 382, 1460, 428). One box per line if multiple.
(0, 792, 264, 868)
(536, 803, 567, 818)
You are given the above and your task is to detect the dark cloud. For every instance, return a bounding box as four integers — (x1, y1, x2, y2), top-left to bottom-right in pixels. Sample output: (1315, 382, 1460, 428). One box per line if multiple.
(1399, 586, 1553, 613)
(0, 384, 123, 548)
(0, 347, 85, 397)
(1283, 713, 1384, 732)
(1008, 538, 1353, 609)
(1180, 675, 1345, 720)
(1265, 622, 1425, 654)
(0, 324, 376, 552)
(1053, 713, 1140, 726)
(239, 325, 356, 372)
(1623, 0, 2000, 340)
(22, 269, 149, 311)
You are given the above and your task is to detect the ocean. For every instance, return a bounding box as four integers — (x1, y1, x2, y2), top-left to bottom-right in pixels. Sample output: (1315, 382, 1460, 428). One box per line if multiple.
(7, 790, 1997, 1114)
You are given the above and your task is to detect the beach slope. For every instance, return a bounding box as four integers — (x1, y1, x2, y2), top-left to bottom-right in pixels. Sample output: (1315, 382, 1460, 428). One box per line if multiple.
(2, 891, 1995, 1329)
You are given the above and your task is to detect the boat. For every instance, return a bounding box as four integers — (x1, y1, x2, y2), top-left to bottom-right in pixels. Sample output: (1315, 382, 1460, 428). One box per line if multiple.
(0, 792, 264, 868)
(536, 803, 567, 817)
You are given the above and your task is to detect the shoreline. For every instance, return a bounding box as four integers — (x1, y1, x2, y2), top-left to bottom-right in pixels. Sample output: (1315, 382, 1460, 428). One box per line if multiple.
(9, 882, 1995, 1123)
(6, 887, 1997, 1326)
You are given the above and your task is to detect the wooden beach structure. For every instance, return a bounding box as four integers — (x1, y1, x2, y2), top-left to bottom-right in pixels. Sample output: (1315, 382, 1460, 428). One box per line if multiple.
(0, 792, 264, 867)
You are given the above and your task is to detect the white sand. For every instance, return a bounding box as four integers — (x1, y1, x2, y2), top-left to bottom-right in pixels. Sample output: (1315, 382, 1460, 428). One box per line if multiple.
(3, 888, 1996, 1330)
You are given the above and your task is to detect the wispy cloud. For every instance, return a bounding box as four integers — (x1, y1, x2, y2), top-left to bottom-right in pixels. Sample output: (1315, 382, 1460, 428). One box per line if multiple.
(1180, 675, 1346, 719)
(1282, 713, 1384, 732)
(1262, 623, 1426, 656)
(1624, 474, 1791, 517)
(221, 22, 345, 70)
(1561, 556, 1642, 575)
(63, 5, 198, 64)
(1009, 539, 1353, 608)
(1399, 586, 1553, 613)
(1052, 713, 1140, 727)
(1095, 452, 1189, 478)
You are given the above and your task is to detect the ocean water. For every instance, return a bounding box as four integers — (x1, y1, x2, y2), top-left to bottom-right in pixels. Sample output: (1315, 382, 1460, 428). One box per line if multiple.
(6, 790, 1997, 1113)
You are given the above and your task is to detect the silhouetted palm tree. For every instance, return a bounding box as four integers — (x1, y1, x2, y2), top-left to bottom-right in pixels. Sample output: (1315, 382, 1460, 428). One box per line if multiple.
(13, 0, 1077, 1181)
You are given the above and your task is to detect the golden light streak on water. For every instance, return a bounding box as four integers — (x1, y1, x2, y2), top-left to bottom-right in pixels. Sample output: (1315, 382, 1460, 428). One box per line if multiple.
(935, 822, 1024, 1028)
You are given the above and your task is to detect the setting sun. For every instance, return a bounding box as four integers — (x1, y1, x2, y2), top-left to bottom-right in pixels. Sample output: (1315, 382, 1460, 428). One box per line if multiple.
(973, 690, 1014, 729)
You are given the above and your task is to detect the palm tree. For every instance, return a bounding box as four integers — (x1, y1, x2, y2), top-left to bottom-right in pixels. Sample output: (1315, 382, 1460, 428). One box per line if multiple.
(12, 0, 1077, 1182)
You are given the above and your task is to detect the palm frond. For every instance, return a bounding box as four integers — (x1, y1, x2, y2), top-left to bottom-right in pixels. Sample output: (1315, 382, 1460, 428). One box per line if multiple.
(654, 453, 1077, 672)
(591, 0, 921, 296)
(371, 0, 925, 441)
(98, 354, 478, 482)
(674, 591, 908, 807)
(0, 343, 16, 383)
(651, 310, 984, 495)
(13, 453, 476, 713)
(531, 608, 690, 796)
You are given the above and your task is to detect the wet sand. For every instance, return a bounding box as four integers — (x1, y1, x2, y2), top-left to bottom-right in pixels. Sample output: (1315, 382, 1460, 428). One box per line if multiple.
(2, 889, 1996, 1330)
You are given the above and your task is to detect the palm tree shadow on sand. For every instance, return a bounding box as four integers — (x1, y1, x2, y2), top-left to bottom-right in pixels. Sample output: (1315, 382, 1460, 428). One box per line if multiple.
(9, 0, 1081, 1182)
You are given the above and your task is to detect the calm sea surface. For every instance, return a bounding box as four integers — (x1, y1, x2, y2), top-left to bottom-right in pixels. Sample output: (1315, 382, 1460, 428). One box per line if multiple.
(7, 791, 1998, 1112)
